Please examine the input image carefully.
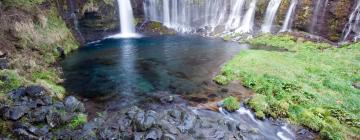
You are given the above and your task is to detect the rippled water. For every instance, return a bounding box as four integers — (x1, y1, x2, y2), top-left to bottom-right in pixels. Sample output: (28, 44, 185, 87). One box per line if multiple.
(62, 35, 248, 105)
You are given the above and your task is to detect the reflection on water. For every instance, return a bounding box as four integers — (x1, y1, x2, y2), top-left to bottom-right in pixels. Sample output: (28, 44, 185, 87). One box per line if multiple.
(62, 35, 249, 107)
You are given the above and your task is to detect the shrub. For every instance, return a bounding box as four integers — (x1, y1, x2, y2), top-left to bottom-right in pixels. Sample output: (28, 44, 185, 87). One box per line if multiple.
(223, 96, 240, 112)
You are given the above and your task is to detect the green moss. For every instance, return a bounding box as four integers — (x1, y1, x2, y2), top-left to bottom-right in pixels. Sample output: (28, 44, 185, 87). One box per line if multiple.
(215, 35, 360, 139)
(70, 113, 87, 129)
(223, 96, 240, 112)
(0, 70, 25, 94)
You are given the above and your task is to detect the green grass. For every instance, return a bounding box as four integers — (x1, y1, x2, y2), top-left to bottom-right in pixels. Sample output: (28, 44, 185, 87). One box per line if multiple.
(70, 113, 87, 129)
(215, 35, 360, 140)
(223, 96, 240, 112)
(0, 70, 25, 94)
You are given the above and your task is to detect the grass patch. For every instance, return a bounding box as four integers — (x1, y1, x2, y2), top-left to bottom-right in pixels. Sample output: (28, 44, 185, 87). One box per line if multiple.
(70, 113, 87, 129)
(0, 70, 26, 94)
(215, 35, 360, 139)
(223, 96, 240, 112)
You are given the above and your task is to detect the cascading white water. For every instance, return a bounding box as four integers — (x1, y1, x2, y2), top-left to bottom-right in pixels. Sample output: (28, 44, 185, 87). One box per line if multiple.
(143, 0, 239, 33)
(280, 0, 298, 32)
(342, 1, 360, 41)
(261, 0, 282, 33)
(144, 0, 159, 21)
(309, 0, 328, 34)
(225, 0, 246, 30)
(236, 0, 258, 33)
(163, 0, 171, 27)
(113, 0, 139, 38)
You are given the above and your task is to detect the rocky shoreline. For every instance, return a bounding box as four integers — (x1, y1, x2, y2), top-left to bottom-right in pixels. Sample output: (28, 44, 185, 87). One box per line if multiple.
(0, 84, 317, 140)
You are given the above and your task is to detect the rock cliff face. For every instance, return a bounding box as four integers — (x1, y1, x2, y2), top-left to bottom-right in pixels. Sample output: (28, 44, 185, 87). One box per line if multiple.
(65, 0, 356, 43)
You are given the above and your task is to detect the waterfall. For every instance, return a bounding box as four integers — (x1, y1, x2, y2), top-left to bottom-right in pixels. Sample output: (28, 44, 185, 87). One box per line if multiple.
(261, 0, 282, 33)
(163, 0, 171, 27)
(236, 0, 258, 33)
(309, 0, 328, 34)
(113, 0, 139, 38)
(144, 0, 159, 21)
(225, 0, 246, 30)
(342, 1, 360, 41)
(280, 0, 298, 32)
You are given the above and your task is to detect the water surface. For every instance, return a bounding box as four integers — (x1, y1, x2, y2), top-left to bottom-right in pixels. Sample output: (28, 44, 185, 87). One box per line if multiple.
(62, 35, 249, 107)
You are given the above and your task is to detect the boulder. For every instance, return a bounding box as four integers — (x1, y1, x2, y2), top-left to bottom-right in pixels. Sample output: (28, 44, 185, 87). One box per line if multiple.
(64, 96, 85, 112)
(8, 87, 26, 101)
(28, 106, 50, 123)
(3, 105, 30, 120)
(25, 86, 47, 98)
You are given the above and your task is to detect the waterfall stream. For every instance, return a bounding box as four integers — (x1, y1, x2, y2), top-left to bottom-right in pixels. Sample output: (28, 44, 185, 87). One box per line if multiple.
(309, 0, 328, 34)
(225, 0, 246, 30)
(342, 1, 360, 41)
(236, 0, 258, 33)
(261, 0, 282, 33)
(280, 0, 298, 32)
(112, 0, 139, 38)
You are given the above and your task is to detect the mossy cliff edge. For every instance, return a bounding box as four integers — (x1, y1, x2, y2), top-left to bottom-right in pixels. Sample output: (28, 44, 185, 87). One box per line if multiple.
(0, 0, 82, 138)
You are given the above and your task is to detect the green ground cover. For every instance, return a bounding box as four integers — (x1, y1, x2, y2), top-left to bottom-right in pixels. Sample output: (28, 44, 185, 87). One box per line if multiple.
(215, 35, 360, 140)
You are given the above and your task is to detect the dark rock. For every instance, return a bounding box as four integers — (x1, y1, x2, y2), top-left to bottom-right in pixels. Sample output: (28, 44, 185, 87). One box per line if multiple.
(57, 47, 65, 58)
(46, 110, 63, 128)
(221, 88, 229, 93)
(145, 128, 163, 140)
(178, 113, 195, 133)
(8, 87, 26, 100)
(28, 106, 50, 123)
(25, 86, 47, 98)
(226, 121, 237, 132)
(168, 110, 181, 120)
(13, 128, 39, 140)
(353, 82, 360, 89)
(53, 101, 65, 110)
(0, 58, 8, 70)
(64, 96, 85, 112)
(3, 105, 30, 120)
(0, 51, 6, 58)
(133, 132, 145, 140)
(133, 110, 157, 131)
(127, 106, 142, 119)
(161, 134, 176, 140)
(160, 95, 175, 103)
